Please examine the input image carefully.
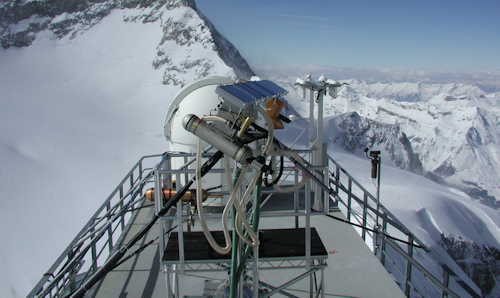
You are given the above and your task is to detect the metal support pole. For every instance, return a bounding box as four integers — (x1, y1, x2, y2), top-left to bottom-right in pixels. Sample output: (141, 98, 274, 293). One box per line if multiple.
(347, 179, 352, 222)
(294, 170, 299, 229)
(106, 202, 113, 252)
(376, 158, 381, 210)
(442, 269, 450, 298)
(90, 226, 98, 275)
(362, 193, 368, 241)
(335, 167, 340, 195)
(176, 173, 185, 275)
(173, 264, 179, 298)
(404, 235, 414, 296)
(380, 218, 387, 266)
(309, 88, 315, 153)
(374, 157, 382, 254)
(314, 91, 324, 211)
(119, 185, 125, 230)
(253, 246, 259, 298)
(317, 91, 324, 167)
(305, 177, 311, 270)
(321, 266, 325, 298)
(164, 265, 172, 298)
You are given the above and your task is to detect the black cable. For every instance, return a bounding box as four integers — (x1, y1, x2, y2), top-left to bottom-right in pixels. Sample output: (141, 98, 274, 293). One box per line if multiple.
(205, 184, 223, 191)
(250, 122, 425, 248)
(112, 224, 179, 270)
(264, 155, 284, 187)
(322, 212, 425, 249)
(68, 151, 224, 298)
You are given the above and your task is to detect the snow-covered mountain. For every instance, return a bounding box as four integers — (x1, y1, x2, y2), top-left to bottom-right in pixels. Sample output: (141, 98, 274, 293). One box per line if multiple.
(270, 75, 500, 296)
(273, 76, 500, 209)
(346, 79, 487, 102)
(0, 0, 254, 84)
(331, 81, 500, 209)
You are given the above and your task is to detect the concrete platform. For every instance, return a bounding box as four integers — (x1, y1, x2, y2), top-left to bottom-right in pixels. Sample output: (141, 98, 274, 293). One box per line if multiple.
(96, 194, 405, 297)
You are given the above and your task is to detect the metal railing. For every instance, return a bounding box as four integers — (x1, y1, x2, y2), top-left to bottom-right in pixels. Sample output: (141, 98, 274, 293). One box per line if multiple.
(29, 150, 482, 298)
(28, 154, 163, 298)
(328, 156, 482, 298)
(156, 150, 329, 298)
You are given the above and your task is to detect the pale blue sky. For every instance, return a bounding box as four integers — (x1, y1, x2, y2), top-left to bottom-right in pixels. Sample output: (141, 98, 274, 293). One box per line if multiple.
(196, 1, 500, 71)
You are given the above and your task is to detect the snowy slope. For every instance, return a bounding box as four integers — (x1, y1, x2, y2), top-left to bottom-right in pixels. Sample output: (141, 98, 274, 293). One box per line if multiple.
(326, 149, 500, 296)
(271, 74, 500, 296)
(270, 74, 500, 209)
(0, 1, 253, 296)
(329, 84, 500, 208)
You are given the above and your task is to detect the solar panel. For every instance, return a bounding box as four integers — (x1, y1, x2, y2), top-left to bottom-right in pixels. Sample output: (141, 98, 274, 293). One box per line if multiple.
(216, 80, 287, 109)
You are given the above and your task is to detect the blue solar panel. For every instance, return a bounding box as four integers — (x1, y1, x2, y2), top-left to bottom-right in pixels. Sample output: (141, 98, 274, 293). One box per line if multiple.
(216, 80, 287, 108)
(252, 80, 287, 96)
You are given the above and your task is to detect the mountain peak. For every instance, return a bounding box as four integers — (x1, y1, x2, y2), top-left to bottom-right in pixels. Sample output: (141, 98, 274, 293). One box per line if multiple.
(0, 0, 254, 83)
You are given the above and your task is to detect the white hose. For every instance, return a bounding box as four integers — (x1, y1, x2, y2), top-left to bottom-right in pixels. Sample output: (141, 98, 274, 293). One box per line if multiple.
(227, 167, 260, 247)
(196, 138, 232, 254)
(195, 113, 262, 254)
(193, 107, 280, 253)
(256, 106, 274, 156)
(234, 171, 262, 245)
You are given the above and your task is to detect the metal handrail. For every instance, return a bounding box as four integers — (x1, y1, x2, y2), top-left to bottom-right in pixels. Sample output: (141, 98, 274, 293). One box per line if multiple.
(28, 154, 163, 298)
(326, 154, 481, 297)
(29, 151, 481, 297)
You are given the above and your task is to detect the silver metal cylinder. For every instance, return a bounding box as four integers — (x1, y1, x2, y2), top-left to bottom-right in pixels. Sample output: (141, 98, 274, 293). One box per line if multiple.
(183, 114, 254, 165)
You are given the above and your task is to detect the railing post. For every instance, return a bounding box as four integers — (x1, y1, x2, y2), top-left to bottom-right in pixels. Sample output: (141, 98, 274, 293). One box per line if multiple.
(362, 193, 368, 241)
(347, 178, 352, 221)
(90, 225, 98, 275)
(404, 235, 414, 296)
(129, 171, 134, 191)
(442, 269, 450, 298)
(107, 201, 113, 252)
(139, 159, 143, 181)
(294, 169, 299, 229)
(335, 166, 340, 195)
(69, 247, 77, 293)
(380, 217, 387, 266)
(119, 185, 125, 230)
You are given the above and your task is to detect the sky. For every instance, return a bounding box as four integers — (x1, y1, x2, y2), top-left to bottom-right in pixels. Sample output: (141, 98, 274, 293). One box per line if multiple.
(196, 1, 500, 72)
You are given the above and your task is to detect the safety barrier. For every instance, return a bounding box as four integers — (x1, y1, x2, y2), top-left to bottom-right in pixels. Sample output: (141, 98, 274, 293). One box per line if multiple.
(29, 151, 481, 297)
(28, 154, 162, 298)
(328, 156, 481, 298)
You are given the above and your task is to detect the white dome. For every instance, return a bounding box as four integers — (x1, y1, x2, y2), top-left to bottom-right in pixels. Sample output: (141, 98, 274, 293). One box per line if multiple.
(164, 76, 234, 146)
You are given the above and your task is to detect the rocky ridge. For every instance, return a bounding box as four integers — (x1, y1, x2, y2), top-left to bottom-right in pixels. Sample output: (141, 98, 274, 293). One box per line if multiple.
(0, 0, 254, 85)
(272, 75, 500, 208)
(329, 84, 500, 208)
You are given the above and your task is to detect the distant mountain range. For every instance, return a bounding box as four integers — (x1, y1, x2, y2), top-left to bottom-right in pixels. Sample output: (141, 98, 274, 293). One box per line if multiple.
(274, 77, 500, 208)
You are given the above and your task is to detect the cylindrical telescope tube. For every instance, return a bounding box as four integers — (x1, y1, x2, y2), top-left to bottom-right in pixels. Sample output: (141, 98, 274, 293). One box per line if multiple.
(183, 114, 254, 165)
